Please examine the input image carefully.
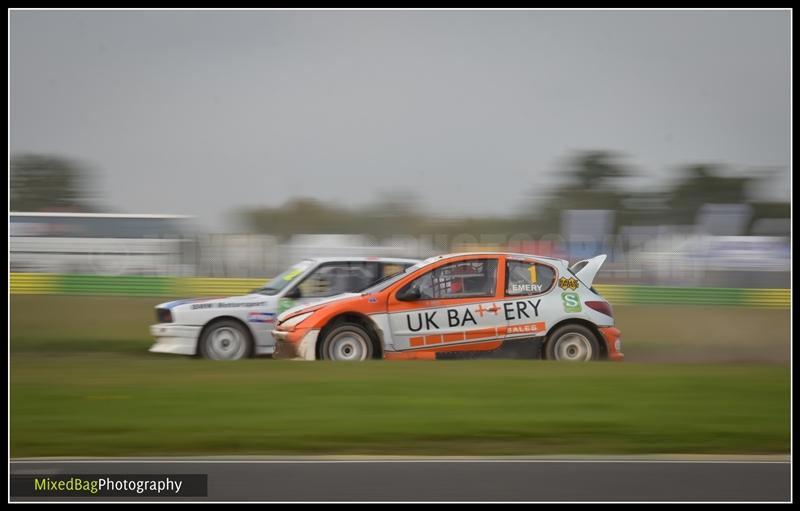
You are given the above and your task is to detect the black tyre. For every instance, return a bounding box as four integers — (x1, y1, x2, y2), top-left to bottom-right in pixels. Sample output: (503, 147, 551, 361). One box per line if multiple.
(319, 323, 374, 361)
(544, 324, 601, 362)
(199, 319, 253, 360)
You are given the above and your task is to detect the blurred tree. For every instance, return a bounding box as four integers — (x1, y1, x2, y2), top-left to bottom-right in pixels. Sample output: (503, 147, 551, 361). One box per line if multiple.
(239, 151, 787, 240)
(667, 164, 750, 225)
(240, 195, 529, 240)
(242, 197, 351, 237)
(11, 154, 95, 212)
(570, 150, 629, 189)
(539, 151, 630, 234)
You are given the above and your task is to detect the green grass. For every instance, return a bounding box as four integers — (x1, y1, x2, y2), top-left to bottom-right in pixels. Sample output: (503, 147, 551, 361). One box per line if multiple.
(10, 295, 791, 457)
(11, 356, 789, 457)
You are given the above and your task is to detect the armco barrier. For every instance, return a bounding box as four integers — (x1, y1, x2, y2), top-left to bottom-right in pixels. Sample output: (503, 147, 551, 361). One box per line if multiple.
(175, 278, 266, 297)
(9, 273, 790, 308)
(10, 273, 263, 298)
(593, 285, 790, 309)
(8, 273, 59, 295)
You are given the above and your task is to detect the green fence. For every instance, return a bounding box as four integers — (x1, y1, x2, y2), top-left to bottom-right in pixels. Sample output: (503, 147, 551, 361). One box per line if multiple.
(9, 273, 790, 308)
(594, 284, 790, 309)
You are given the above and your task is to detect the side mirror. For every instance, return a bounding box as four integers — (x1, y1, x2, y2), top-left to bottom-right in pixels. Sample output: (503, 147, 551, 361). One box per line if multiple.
(284, 287, 302, 299)
(396, 285, 421, 301)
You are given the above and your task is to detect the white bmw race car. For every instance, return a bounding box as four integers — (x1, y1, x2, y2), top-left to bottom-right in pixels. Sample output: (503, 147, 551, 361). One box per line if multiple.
(149, 257, 419, 360)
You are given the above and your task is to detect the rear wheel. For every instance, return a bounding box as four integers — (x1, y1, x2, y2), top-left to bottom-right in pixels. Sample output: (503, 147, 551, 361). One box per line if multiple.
(319, 323, 373, 361)
(199, 320, 252, 360)
(544, 324, 601, 362)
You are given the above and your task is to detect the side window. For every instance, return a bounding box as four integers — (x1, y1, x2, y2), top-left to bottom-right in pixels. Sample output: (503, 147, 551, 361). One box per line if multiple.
(381, 263, 409, 278)
(399, 259, 498, 300)
(298, 262, 379, 298)
(505, 260, 556, 296)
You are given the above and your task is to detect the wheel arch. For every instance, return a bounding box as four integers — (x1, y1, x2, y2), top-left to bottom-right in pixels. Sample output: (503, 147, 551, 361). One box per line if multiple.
(545, 318, 608, 360)
(316, 312, 384, 360)
(198, 315, 256, 358)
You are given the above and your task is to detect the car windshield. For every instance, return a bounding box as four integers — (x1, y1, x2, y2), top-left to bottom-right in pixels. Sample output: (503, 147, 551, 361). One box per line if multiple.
(254, 260, 315, 295)
(358, 257, 437, 294)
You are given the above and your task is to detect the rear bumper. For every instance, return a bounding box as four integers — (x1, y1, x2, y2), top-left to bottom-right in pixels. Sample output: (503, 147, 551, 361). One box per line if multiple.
(149, 324, 201, 356)
(599, 327, 624, 361)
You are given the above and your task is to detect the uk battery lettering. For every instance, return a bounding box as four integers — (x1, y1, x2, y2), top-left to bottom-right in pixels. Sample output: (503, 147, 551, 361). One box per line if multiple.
(405, 299, 540, 331)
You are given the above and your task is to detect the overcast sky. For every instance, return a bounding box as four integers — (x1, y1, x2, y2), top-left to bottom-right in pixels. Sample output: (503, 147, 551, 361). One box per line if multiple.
(10, 10, 790, 229)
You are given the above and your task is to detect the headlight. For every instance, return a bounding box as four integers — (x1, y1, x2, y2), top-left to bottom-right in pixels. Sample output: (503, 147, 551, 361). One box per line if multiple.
(281, 311, 314, 330)
(156, 308, 172, 323)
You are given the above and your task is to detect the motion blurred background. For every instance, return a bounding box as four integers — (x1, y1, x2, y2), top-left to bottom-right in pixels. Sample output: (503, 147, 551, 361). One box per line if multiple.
(9, 10, 791, 459)
(10, 10, 789, 283)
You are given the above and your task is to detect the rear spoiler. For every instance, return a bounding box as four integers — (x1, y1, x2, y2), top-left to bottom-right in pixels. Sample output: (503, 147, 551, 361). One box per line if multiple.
(569, 254, 607, 288)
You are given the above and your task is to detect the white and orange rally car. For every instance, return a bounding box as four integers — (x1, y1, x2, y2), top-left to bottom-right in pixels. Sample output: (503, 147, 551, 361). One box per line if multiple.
(272, 252, 623, 362)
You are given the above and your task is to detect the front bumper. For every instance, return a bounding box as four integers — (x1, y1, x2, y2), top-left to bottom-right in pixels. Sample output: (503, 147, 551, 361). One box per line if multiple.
(271, 328, 319, 360)
(149, 324, 202, 356)
(599, 327, 624, 361)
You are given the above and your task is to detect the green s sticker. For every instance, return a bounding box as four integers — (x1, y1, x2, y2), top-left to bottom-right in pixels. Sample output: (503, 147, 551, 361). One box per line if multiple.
(561, 292, 582, 313)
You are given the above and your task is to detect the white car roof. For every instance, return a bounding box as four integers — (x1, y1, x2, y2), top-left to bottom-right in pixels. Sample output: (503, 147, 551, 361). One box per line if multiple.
(302, 256, 421, 264)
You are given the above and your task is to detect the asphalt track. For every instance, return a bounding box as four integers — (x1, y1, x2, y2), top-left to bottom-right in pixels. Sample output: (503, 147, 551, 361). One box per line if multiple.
(9, 458, 790, 502)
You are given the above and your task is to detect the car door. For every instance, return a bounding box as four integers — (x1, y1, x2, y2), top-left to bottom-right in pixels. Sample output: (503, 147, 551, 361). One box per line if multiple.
(386, 256, 507, 351)
(501, 256, 559, 339)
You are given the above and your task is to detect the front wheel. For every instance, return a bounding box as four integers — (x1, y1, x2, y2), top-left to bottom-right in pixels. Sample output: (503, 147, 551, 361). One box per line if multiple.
(199, 320, 252, 360)
(319, 323, 374, 361)
(544, 324, 601, 362)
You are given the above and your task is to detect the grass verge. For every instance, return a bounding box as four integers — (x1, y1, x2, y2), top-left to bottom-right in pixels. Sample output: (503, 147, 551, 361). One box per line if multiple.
(10, 295, 790, 457)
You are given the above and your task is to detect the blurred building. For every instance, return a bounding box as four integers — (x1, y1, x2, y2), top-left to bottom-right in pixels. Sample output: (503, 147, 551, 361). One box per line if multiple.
(9, 206, 789, 287)
(10, 212, 193, 276)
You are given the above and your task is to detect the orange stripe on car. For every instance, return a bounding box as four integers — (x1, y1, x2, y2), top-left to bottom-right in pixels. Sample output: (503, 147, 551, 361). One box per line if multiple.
(384, 351, 437, 360)
(430, 340, 503, 353)
(389, 340, 504, 357)
(425, 335, 443, 345)
(465, 327, 496, 340)
(442, 332, 465, 343)
(506, 322, 546, 335)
